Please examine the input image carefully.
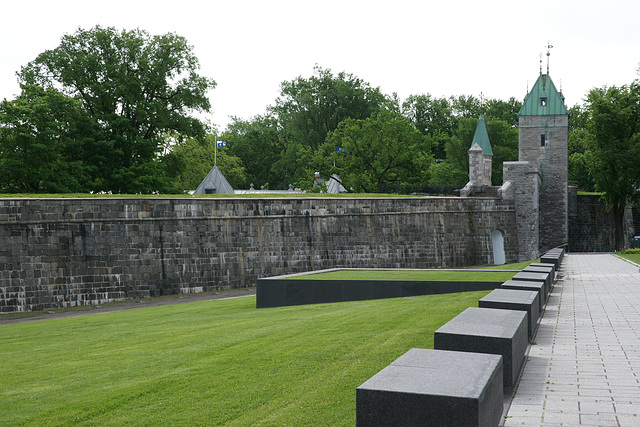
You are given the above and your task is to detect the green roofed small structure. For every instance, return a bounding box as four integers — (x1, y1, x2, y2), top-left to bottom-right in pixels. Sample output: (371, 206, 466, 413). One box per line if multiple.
(518, 73, 568, 117)
(460, 115, 493, 195)
(471, 115, 493, 156)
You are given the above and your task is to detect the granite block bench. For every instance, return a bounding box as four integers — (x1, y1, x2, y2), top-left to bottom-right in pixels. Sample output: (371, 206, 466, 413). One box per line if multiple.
(511, 271, 550, 298)
(434, 307, 528, 387)
(521, 267, 552, 291)
(540, 248, 564, 270)
(356, 348, 503, 427)
(501, 279, 545, 311)
(478, 289, 540, 339)
(528, 263, 556, 283)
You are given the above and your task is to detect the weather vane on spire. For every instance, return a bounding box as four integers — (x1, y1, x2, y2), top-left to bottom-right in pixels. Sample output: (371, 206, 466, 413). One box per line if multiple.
(546, 42, 553, 75)
(539, 52, 543, 75)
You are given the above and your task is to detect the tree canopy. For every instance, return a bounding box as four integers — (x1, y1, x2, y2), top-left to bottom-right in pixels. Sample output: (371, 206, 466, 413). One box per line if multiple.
(0, 84, 100, 192)
(6, 25, 216, 193)
(319, 110, 431, 193)
(583, 81, 640, 248)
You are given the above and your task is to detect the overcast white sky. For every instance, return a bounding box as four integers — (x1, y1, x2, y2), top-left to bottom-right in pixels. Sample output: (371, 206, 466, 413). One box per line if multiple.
(1, 0, 639, 130)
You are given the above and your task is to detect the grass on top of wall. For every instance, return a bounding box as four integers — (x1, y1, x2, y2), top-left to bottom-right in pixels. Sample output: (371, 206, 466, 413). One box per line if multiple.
(294, 269, 518, 282)
(0, 292, 487, 426)
(0, 192, 422, 199)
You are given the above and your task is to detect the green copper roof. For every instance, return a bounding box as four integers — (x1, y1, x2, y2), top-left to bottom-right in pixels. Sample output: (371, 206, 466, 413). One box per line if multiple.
(518, 74, 568, 116)
(471, 115, 493, 155)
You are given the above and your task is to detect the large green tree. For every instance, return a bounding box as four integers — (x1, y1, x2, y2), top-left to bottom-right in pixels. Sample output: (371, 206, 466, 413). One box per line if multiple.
(223, 66, 390, 189)
(18, 26, 215, 193)
(320, 110, 431, 193)
(272, 66, 388, 151)
(0, 85, 103, 192)
(584, 81, 640, 249)
(402, 94, 454, 161)
(567, 104, 595, 191)
(223, 114, 294, 189)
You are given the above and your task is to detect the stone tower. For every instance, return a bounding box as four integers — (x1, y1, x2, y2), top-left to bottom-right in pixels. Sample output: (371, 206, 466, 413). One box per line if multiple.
(461, 115, 493, 196)
(517, 72, 569, 252)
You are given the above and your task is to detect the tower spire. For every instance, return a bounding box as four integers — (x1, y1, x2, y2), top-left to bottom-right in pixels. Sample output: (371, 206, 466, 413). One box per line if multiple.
(539, 53, 543, 75)
(546, 42, 553, 75)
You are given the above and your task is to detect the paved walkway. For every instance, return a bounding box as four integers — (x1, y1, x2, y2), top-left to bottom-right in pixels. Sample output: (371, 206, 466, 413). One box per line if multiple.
(504, 253, 640, 426)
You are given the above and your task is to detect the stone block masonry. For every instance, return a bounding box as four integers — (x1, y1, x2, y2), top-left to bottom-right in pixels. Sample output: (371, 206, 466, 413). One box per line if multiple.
(568, 192, 636, 252)
(0, 197, 517, 313)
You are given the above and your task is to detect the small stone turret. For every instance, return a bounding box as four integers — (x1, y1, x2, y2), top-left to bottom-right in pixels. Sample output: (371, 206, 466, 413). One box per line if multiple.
(461, 115, 493, 196)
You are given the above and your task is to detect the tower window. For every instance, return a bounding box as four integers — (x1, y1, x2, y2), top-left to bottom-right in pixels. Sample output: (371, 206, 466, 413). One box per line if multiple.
(540, 97, 547, 106)
(540, 134, 546, 146)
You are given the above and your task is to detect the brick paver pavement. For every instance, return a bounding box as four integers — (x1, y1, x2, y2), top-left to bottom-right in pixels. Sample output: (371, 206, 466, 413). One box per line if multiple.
(504, 253, 640, 426)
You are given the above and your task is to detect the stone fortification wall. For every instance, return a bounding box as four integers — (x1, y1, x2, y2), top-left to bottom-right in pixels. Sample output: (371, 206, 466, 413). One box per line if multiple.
(568, 192, 635, 252)
(0, 197, 517, 313)
(503, 161, 541, 262)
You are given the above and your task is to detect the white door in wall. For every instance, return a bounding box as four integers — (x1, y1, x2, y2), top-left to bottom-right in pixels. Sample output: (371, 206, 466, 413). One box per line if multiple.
(491, 230, 505, 265)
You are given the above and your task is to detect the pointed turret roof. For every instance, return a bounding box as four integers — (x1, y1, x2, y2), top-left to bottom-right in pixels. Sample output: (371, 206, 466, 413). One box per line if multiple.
(471, 115, 493, 156)
(194, 165, 234, 194)
(518, 73, 568, 116)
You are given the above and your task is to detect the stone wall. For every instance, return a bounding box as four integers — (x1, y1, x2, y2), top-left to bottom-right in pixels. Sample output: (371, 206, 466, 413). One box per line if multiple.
(503, 161, 541, 262)
(0, 197, 517, 313)
(568, 192, 636, 252)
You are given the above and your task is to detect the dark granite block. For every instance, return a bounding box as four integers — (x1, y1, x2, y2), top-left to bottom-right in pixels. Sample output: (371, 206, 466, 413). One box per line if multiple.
(256, 272, 502, 308)
(528, 263, 556, 283)
(540, 248, 564, 269)
(521, 267, 552, 291)
(478, 289, 540, 339)
(356, 348, 503, 427)
(511, 272, 550, 297)
(501, 280, 545, 311)
(434, 307, 528, 387)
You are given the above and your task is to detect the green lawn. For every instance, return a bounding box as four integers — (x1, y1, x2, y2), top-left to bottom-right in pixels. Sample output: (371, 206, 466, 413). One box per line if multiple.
(0, 292, 487, 426)
(481, 261, 536, 270)
(617, 253, 640, 265)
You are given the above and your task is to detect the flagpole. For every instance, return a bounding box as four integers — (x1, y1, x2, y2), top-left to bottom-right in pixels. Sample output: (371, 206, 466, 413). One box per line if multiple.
(214, 134, 217, 167)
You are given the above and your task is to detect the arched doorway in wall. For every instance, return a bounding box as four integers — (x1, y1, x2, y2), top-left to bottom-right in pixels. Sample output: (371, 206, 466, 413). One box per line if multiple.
(491, 230, 505, 265)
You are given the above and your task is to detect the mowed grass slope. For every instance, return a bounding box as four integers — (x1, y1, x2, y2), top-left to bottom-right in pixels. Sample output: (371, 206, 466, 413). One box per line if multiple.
(0, 292, 488, 426)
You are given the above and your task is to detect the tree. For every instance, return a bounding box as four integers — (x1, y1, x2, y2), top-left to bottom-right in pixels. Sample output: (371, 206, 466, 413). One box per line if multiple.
(223, 114, 293, 189)
(272, 66, 388, 152)
(320, 110, 432, 193)
(18, 26, 216, 193)
(483, 97, 522, 126)
(0, 85, 102, 192)
(584, 81, 640, 249)
(568, 105, 595, 191)
(450, 94, 481, 119)
(402, 94, 454, 162)
(484, 116, 518, 185)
